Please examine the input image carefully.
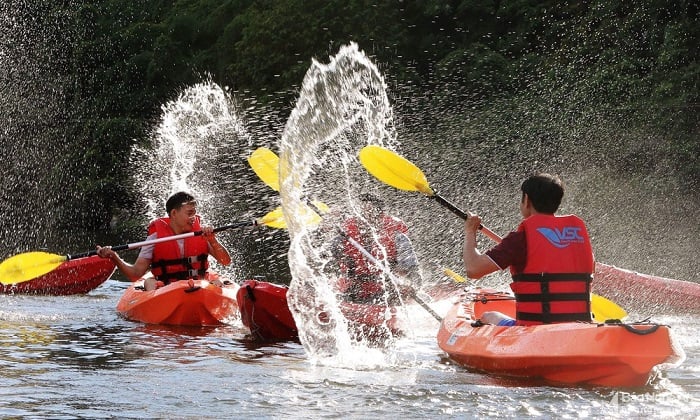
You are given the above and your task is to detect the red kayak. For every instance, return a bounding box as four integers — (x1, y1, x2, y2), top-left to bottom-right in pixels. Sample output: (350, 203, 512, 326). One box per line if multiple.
(0, 256, 116, 295)
(117, 273, 239, 326)
(237, 280, 298, 341)
(594, 262, 700, 313)
(237, 279, 404, 342)
(437, 288, 685, 387)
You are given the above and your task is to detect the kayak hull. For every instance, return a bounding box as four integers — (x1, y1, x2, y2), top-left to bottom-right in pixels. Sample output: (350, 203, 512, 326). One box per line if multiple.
(236, 280, 404, 342)
(237, 280, 298, 341)
(593, 262, 700, 313)
(438, 289, 685, 387)
(117, 275, 239, 326)
(0, 256, 116, 295)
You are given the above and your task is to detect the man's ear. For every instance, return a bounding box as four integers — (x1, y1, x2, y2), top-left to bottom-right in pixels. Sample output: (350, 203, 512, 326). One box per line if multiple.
(522, 193, 534, 213)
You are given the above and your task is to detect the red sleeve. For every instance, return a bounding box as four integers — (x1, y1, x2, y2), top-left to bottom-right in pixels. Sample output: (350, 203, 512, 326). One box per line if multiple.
(485, 230, 526, 272)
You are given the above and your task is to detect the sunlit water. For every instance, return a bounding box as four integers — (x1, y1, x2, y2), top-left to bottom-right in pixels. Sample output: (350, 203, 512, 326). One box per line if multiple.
(0, 281, 698, 418)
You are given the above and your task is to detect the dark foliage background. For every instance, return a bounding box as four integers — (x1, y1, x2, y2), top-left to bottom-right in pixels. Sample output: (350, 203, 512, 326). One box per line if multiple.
(1, 0, 697, 232)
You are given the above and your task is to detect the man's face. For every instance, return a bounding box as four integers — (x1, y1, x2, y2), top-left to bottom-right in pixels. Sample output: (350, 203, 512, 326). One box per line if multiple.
(171, 202, 197, 232)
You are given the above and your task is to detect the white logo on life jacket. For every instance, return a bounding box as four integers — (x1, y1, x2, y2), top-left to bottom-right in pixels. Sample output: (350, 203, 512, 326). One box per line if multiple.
(536, 227, 584, 248)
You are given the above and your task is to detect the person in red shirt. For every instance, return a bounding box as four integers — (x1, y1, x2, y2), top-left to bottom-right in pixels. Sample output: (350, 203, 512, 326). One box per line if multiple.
(463, 173, 594, 326)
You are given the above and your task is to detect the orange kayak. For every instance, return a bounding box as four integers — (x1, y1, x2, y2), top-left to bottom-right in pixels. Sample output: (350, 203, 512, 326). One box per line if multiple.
(0, 256, 115, 295)
(437, 289, 685, 387)
(117, 273, 239, 326)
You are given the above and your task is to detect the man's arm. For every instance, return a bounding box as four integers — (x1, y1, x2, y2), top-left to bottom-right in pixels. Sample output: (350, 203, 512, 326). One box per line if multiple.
(394, 232, 420, 277)
(463, 215, 500, 279)
(197, 225, 231, 266)
(97, 245, 151, 281)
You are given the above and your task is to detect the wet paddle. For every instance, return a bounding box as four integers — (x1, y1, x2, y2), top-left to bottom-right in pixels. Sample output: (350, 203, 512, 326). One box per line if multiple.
(248, 146, 330, 215)
(359, 145, 628, 321)
(0, 209, 285, 285)
(359, 145, 501, 242)
(248, 147, 281, 192)
(340, 230, 442, 322)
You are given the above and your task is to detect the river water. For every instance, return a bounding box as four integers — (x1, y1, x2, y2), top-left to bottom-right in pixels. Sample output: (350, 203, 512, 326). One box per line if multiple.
(0, 279, 698, 419)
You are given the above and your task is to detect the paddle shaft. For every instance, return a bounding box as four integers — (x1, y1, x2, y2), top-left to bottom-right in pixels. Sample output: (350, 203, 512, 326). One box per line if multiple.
(66, 220, 257, 260)
(340, 230, 442, 322)
(430, 194, 502, 243)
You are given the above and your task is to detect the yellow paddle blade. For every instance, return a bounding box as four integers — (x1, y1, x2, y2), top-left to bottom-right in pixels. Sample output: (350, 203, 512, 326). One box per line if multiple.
(297, 203, 323, 227)
(259, 205, 323, 230)
(248, 147, 280, 192)
(248, 147, 331, 216)
(0, 251, 68, 285)
(591, 294, 628, 322)
(442, 267, 467, 283)
(309, 200, 330, 214)
(359, 145, 434, 195)
(259, 207, 288, 229)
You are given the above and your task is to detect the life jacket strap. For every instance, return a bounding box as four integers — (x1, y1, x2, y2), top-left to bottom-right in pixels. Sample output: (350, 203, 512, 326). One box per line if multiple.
(512, 273, 592, 282)
(512, 272, 592, 324)
(516, 311, 592, 323)
(156, 268, 208, 284)
(152, 253, 208, 283)
(514, 292, 591, 302)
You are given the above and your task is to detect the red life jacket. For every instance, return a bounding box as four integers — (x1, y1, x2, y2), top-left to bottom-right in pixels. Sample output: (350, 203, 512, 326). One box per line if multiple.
(338, 215, 408, 300)
(148, 216, 209, 283)
(340, 215, 408, 277)
(509, 214, 594, 325)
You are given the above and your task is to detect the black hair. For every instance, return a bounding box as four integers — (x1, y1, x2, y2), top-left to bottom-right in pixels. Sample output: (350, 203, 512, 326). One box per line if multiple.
(521, 173, 563, 214)
(165, 191, 197, 214)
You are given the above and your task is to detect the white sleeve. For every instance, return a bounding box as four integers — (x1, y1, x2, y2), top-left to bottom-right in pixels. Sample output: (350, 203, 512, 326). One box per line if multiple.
(395, 232, 418, 271)
(137, 233, 158, 260)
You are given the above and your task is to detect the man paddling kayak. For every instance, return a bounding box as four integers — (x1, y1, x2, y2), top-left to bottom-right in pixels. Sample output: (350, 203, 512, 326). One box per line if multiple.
(96, 191, 231, 290)
(463, 173, 594, 326)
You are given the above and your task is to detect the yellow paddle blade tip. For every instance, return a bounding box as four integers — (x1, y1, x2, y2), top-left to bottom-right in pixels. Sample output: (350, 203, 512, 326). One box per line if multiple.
(0, 251, 67, 285)
(310, 200, 330, 214)
(591, 294, 628, 322)
(248, 147, 281, 192)
(259, 204, 323, 230)
(358, 145, 434, 195)
(259, 207, 287, 229)
(442, 267, 467, 283)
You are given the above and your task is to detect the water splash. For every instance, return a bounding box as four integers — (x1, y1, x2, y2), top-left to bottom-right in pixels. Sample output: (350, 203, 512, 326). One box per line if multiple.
(130, 80, 287, 280)
(280, 43, 416, 365)
(132, 81, 248, 219)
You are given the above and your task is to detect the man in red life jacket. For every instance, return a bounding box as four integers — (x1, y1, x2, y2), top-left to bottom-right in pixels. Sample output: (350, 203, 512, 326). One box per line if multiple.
(96, 192, 231, 291)
(463, 173, 594, 326)
(334, 193, 420, 304)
